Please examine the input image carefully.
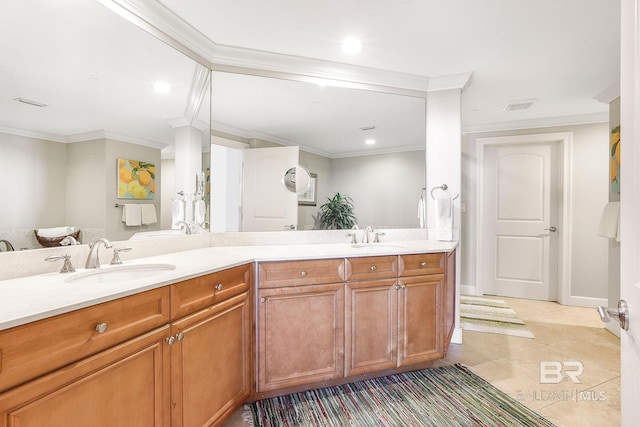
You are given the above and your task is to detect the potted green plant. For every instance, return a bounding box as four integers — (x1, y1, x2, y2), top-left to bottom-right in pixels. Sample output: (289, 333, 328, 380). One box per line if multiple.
(318, 192, 358, 229)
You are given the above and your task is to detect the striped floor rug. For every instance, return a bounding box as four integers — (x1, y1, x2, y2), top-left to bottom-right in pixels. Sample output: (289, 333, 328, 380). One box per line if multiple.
(460, 295, 535, 338)
(247, 364, 554, 426)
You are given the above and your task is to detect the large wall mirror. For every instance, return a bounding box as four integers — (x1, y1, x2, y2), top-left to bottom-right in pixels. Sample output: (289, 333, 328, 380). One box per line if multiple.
(209, 71, 427, 232)
(0, 0, 211, 251)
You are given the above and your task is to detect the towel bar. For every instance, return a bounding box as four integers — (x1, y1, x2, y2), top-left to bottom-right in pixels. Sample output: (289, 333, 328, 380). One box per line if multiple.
(430, 184, 460, 200)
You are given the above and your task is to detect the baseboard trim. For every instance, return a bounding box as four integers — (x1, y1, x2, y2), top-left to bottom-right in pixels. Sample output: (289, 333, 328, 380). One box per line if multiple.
(450, 327, 463, 344)
(566, 295, 608, 308)
(460, 285, 477, 296)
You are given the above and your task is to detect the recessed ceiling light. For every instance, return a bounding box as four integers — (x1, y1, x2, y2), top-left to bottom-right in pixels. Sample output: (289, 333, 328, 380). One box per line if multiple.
(153, 81, 171, 94)
(365, 139, 376, 145)
(341, 37, 364, 54)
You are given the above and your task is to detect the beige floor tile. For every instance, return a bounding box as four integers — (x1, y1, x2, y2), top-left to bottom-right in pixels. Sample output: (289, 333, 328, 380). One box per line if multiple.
(537, 377, 621, 427)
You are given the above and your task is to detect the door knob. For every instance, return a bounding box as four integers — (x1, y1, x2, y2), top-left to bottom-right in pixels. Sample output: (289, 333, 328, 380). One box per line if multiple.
(544, 226, 557, 232)
(597, 300, 629, 330)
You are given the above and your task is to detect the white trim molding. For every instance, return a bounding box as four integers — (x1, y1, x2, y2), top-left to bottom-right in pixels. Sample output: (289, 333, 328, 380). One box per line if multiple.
(475, 132, 573, 305)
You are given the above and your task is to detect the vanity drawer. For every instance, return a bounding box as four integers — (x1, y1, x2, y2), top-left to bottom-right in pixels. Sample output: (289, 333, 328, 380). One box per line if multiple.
(399, 253, 446, 276)
(258, 259, 345, 288)
(345, 256, 398, 281)
(0, 287, 170, 393)
(171, 263, 251, 319)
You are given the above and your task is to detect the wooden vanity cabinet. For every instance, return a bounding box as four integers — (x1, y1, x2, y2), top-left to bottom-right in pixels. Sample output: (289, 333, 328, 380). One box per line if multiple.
(256, 259, 345, 393)
(345, 256, 400, 376)
(169, 263, 252, 427)
(0, 290, 171, 427)
(397, 252, 448, 366)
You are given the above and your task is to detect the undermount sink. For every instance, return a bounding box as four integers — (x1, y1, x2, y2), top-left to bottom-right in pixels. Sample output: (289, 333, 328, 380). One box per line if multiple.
(65, 263, 176, 285)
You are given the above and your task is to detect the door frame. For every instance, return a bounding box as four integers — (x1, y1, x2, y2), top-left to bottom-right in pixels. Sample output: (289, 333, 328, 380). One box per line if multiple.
(476, 132, 572, 305)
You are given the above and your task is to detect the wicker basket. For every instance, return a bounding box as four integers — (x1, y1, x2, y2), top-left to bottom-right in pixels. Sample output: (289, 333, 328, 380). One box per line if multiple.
(34, 230, 81, 247)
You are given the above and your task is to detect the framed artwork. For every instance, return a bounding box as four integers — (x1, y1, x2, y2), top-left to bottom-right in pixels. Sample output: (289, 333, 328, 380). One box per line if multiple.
(298, 173, 318, 206)
(610, 126, 620, 193)
(117, 158, 156, 199)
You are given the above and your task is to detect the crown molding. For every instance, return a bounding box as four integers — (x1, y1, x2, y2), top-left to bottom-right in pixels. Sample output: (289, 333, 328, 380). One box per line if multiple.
(66, 130, 169, 149)
(594, 82, 620, 104)
(0, 126, 66, 143)
(462, 112, 609, 134)
(428, 71, 474, 92)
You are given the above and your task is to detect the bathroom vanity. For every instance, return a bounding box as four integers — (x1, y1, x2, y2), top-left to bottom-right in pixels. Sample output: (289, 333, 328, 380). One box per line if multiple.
(0, 242, 456, 427)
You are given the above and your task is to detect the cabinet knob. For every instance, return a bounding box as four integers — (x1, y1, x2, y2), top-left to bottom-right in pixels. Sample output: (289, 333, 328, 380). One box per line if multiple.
(165, 336, 176, 345)
(370, 265, 377, 271)
(175, 332, 185, 341)
(95, 322, 108, 334)
(400, 284, 407, 289)
(300, 270, 307, 277)
(394, 284, 400, 290)
(260, 297, 266, 304)
(214, 284, 223, 291)
(420, 261, 427, 267)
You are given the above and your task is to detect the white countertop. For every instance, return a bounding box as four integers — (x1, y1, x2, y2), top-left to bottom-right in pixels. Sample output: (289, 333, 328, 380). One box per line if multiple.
(0, 240, 456, 331)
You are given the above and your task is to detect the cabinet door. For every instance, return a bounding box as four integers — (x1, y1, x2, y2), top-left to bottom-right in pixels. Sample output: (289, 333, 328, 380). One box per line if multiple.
(0, 326, 170, 427)
(257, 283, 344, 392)
(170, 293, 250, 427)
(345, 279, 398, 376)
(398, 275, 444, 366)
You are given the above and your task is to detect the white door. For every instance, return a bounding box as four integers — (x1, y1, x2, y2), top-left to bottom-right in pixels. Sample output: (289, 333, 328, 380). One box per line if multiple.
(481, 143, 559, 300)
(242, 146, 299, 231)
(620, 0, 640, 423)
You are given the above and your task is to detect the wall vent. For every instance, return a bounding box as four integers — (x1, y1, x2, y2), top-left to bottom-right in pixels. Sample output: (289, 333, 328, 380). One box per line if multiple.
(14, 97, 48, 108)
(503, 98, 537, 111)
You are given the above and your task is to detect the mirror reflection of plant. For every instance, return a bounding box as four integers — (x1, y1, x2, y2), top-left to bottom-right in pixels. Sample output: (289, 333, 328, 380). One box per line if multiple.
(318, 192, 357, 229)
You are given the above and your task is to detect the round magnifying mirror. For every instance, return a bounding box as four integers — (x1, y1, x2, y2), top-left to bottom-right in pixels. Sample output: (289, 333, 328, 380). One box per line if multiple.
(283, 166, 312, 194)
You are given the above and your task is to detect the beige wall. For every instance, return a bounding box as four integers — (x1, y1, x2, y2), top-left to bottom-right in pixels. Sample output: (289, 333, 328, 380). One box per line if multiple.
(0, 133, 67, 230)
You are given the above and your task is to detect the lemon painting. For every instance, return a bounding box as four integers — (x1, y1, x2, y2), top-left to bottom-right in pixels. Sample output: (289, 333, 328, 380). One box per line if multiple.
(610, 126, 620, 193)
(117, 158, 155, 199)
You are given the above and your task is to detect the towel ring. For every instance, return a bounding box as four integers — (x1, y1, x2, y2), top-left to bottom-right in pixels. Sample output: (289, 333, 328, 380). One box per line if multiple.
(430, 184, 460, 200)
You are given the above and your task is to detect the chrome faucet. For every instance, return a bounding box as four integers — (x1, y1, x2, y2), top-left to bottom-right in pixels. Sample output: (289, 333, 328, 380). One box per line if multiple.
(85, 237, 113, 269)
(175, 221, 192, 234)
(362, 226, 374, 244)
(60, 235, 79, 246)
(0, 239, 14, 251)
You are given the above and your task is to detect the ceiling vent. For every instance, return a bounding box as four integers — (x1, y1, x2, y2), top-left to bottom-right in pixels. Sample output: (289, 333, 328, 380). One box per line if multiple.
(14, 97, 48, 108)
(503, 98, 537, 112)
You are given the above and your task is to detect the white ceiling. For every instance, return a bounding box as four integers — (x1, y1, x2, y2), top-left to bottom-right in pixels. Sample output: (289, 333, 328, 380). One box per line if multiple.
(160, 0, 621, 130)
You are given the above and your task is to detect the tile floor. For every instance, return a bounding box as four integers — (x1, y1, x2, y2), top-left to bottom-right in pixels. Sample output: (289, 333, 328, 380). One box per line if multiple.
(224, 297, 620, 427)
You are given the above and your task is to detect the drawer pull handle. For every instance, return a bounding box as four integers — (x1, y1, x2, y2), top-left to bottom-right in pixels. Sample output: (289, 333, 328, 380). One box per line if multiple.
(214, 284, 223, 291)
(95, 323, 108, 334)
(370, 265, 377, 271)
(176, 332, 185, 341)
(260, 297, 266, 304)
(300, 271, 307, 277)
(420, 262, 427, 267)
(165, 336, 176, 345)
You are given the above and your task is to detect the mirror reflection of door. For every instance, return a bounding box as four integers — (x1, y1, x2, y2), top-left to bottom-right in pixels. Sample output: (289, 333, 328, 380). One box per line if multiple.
(242, 147, 300, 231)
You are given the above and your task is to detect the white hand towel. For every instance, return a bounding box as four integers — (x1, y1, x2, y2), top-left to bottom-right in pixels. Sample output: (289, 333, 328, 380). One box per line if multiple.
(141, 204, 157, 225)
(37, 226, 75, 238)
(122, 204, 142, 226)
(597, 201, 620, 241)
(432, 196, 453, 241)
(194, 200, 206, 226)
(171, 199, 185, 229)
(417, 197, 426, 228)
